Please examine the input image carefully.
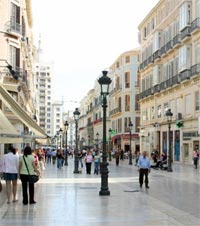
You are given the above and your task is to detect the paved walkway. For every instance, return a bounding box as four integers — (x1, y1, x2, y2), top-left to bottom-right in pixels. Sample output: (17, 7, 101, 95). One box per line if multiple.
(0, 157, 200, 226)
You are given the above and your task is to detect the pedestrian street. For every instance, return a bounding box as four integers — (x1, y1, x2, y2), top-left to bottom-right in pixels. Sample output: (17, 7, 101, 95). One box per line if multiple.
(0, 158, 200, 226)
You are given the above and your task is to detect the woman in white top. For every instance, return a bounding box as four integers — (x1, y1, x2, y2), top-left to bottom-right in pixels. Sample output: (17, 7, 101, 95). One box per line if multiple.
(1, 146, 19, 204)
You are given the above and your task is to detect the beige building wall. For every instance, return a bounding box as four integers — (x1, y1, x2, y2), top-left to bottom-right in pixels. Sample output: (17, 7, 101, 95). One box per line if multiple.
(0, 0, 46, 151)
(109, 49, 140, 155)
(138, 0, 200, 164)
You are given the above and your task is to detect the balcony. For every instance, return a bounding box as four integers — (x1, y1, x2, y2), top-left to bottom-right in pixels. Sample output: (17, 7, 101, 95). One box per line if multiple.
(173, 34, 181, 48)
(125, 105, 130, 111)
(172, 74, 180, 85)
(147, 55, 154, 65)
(109, 84, 122, 95)
(155, 84, 161, 93)
(181, 26, 191, 41)
(191, 63, 200, 77)
(138, 62, 144, 71)
(153, 50, 161, 61)
(160, 45, 166, 56)
(5, 21, 22, 36)
(166, 40, 173, 52)
(191, 17, 200, 34)
(179, 69, 191, 81)
(109, 107, 121, 116)
(143, 59, 148, 68)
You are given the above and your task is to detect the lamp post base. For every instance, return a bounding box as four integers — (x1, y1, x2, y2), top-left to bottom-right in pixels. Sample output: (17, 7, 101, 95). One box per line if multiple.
(73, 170, 80, 174)
(167, 167, 173, 172)
(99, 190, 110, 196)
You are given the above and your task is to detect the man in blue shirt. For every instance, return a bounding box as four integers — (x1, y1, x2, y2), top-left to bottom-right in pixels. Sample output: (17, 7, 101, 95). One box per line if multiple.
(137, 151, 150, 188)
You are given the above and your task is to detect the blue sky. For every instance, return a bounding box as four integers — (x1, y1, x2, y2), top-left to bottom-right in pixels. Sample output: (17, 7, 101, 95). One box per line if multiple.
(32, 0, 159, 109)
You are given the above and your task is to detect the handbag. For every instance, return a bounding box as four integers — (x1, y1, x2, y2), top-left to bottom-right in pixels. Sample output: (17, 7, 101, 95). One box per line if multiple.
(23, 156, 39, 184)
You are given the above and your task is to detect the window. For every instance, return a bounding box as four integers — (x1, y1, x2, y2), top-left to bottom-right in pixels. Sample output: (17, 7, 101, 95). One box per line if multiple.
(151, 106, 155, 119)
(9, 46, 20, 70)
(153, 65, 161, 85)
(10, 3, 20, 33)
(179, 2, 191, 31)
(177, 98, 182, 114)
(197, 0, 200, 17)
(125, 56, 130, 63)
(185, 94, 191, 114)
(118, 118, 122, 133)
(142, 109, 147, 121)
(125, 95, 130, 111)
(56, 108, 60, 111)
(195, 44, 200, 64)
(153, 31, 162, 53)
(195, 91, 200, 111)
(178, 45, 191, 72)
(157, 105, 162, 118)
(56, 113, 60, 117)
(125, 72, 130, 88)
(143, 27, 147, 39)
(164, 103, 169, 116)
(124, 117, 131, 132)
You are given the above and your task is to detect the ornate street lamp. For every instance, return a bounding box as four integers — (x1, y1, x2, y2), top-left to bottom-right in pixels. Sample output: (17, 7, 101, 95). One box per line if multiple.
(56, 131, 59, 150)
(73, 108, 80, 173)
(96, 132, 99, 149)
(128, 121, 133, 165)
(108, 128, 112, 161)
(59, 128, 63, 150)
(98, 70, 111, 196)
(166, 109, 173, 172)
(64, 121, 69, 166)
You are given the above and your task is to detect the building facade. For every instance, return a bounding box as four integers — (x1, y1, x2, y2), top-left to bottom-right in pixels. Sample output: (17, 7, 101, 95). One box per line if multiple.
(34, 42, 53, 136)
(138, 0, 200, 163)
(109, 50, 140, 154)
(0, 0, 46, 154)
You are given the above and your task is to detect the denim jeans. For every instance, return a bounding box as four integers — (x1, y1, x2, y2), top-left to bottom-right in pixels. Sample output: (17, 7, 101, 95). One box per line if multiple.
(94, 162, 99, 174)
(57, 158, 62, 169)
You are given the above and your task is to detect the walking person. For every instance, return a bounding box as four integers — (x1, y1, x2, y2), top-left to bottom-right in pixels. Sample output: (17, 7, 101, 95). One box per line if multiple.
(94, 150, 100, 175)
(56, 149, 64, 169)
(84, 149, 93, 174)
(137, 151, 151, 188)
(37, 148, 45, 177)
(1, 146, 19, 204)
(78, 150, 83, 168)
(115, 148, 120, 166)
(51, 149, 57, 165)
(193, 148, 199, 169)
(19, 146, 38, 205)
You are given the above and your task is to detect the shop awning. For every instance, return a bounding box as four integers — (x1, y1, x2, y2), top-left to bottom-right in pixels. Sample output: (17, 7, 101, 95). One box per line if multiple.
(0, 84, 47, 139)
(0, 109, 23, 143)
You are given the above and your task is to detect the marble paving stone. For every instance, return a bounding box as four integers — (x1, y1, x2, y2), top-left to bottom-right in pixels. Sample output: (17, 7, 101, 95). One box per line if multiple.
(0, 159, 200, 226)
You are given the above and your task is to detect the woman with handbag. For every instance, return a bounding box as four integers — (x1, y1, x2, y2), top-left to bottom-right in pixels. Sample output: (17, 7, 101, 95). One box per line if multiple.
(19, 146, 38, 205)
